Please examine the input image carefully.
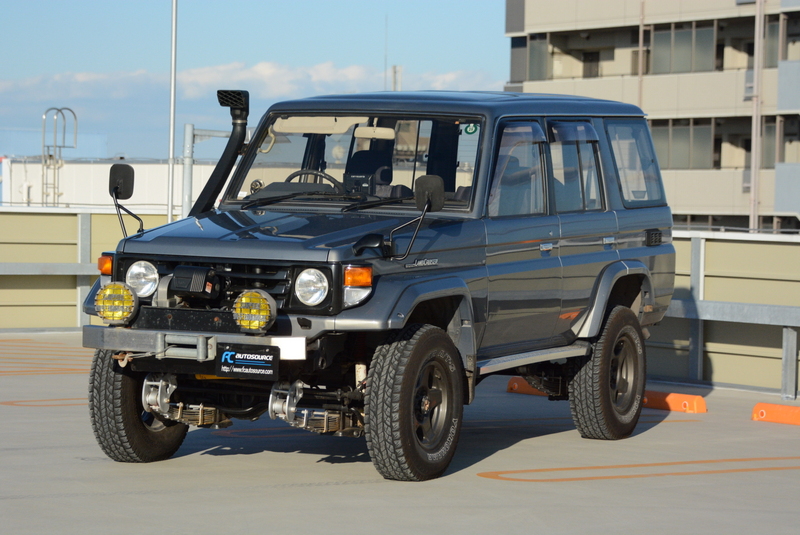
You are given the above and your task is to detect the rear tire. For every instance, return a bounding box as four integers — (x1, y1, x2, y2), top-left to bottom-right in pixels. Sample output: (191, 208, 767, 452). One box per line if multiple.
(569, 306, 646, 440)
(364, 324, 464, 481)
(89, 349, 188, 462)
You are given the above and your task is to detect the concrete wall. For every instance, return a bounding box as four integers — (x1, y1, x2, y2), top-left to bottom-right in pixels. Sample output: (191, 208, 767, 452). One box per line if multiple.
(1, 160, 216, 214)
(0, 210, 165, 330)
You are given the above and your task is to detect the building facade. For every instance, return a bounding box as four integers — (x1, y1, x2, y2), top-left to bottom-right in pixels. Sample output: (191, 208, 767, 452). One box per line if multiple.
(505, 0, 800, 230)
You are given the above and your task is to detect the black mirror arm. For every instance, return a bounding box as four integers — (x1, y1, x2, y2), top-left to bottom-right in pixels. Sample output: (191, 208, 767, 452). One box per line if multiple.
(112, 188, 145, 237)
(390, 201, 430, 262)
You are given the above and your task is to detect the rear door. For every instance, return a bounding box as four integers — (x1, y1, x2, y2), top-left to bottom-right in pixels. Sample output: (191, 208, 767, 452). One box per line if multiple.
(546, 119, 619, 341)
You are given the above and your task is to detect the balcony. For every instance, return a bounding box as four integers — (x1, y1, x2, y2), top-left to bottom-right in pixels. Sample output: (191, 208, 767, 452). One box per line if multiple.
(508, 68, 779, 118)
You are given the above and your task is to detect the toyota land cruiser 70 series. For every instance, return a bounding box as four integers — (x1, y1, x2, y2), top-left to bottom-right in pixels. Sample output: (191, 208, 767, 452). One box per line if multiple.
(84, 90, 675, 481)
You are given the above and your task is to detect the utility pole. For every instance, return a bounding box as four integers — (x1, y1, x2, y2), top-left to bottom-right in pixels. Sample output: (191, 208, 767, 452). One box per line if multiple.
(749, 0, 765, 231)
(167, 0, 178, 223)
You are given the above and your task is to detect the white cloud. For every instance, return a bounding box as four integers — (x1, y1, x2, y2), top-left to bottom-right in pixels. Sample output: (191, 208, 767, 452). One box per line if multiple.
(177, 61, 383, 99)
(0, 61, 504, 106)
(0, 62, 505, 158)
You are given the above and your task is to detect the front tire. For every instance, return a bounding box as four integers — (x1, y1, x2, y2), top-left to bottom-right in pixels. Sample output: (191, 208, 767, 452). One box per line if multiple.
(89, 349, 188, 462)
(365, 324, 464, 481)
(569, 306, 646, 440)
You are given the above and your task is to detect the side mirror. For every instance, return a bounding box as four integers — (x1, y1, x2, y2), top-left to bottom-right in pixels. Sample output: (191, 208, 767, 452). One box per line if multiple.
(109, 163, 134, 200)
(414, 175, 445, 212)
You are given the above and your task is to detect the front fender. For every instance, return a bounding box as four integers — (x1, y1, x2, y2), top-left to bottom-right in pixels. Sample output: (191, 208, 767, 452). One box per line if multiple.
(333, 275, 477, 363)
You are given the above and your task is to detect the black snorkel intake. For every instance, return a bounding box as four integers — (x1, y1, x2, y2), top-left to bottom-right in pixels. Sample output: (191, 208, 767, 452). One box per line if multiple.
(188, 90, 250, 217)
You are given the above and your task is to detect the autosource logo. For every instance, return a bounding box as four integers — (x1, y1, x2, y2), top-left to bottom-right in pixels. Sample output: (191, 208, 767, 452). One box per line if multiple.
(217, 349, 276, 378)
(221, 351, 273, 364)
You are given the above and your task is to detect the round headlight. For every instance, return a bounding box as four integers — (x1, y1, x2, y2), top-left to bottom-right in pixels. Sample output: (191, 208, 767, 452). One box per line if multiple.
(126, 261, 159, 297)
(294, 268, 329, 306)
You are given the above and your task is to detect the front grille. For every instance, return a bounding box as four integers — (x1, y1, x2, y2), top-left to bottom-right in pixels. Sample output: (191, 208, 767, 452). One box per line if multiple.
(116, 256, 293, 308)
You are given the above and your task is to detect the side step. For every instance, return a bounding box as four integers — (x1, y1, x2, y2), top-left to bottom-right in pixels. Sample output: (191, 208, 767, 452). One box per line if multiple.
(476, 342, 591, 376)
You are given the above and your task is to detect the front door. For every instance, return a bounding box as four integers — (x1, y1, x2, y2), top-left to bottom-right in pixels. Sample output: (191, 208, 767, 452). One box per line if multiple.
(482, 120, 561, 356)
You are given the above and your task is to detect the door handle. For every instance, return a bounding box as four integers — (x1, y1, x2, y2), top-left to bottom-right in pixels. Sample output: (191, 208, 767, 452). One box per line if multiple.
(540, 243, 554, 252)
(603, 236, 615, 245)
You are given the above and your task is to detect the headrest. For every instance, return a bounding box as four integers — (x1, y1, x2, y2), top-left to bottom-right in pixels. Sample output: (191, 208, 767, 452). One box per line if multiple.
(345, 151, 392, 185)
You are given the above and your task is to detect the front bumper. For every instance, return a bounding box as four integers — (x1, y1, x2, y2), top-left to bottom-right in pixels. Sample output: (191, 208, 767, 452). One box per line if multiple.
(83, 325, 307, 362)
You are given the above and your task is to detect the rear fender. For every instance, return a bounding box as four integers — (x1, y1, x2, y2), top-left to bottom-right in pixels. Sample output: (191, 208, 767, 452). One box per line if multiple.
(575, 261, 655, 339)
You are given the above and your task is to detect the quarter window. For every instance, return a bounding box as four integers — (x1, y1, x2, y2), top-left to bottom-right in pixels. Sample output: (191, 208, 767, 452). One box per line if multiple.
(606, 119, 666, 207)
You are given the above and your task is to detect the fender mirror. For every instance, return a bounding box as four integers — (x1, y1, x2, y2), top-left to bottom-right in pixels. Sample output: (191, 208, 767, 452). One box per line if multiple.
(414, 175, 445, 212)
(109, 163, 134, 200)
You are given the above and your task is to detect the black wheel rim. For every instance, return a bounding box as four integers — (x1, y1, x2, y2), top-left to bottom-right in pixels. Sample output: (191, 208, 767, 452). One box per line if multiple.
(412, 356, 450, 451)
(608, 330, 637, 413)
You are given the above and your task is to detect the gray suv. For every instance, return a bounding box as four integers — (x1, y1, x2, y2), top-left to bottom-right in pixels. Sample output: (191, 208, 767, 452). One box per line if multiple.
(84, 90, 675, 481)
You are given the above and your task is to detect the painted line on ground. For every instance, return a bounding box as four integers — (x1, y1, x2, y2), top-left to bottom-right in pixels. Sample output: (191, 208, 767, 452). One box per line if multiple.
(477, 456, 800, 482)
(0, 398, 87, 407)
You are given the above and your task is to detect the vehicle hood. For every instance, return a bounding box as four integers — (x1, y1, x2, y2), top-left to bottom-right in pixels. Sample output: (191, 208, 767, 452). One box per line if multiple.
(118, 209, 411, 262)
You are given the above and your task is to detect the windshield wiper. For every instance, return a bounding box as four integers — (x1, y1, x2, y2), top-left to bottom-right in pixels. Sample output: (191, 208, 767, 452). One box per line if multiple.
(242, 192, 364, 210)
(342, 196, 414, 212)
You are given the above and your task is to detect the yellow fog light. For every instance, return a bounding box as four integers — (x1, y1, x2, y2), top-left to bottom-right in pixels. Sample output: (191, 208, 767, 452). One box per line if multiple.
(233, 289, 277, 332)
(95, 283, 139, 325)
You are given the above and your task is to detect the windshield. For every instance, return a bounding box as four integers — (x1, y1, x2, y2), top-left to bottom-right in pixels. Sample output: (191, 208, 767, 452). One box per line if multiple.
(224, 114, 482, 211)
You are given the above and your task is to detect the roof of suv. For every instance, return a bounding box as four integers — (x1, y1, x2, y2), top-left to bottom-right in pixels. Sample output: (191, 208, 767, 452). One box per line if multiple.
(266, 91, 645, 118)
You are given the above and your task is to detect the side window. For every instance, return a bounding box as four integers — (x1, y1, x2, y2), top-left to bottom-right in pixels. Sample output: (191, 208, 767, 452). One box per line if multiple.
(488, 121, 547, 217)
(605, 119, 666, 207)
(549, 121, 603, 213)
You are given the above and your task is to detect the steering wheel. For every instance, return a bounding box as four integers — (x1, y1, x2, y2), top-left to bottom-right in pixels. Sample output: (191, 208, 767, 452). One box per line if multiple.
(284, 169, 345, 194)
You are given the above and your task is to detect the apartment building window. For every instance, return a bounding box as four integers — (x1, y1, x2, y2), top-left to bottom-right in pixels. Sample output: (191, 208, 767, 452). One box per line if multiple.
(583, 52, 600, 78)
(652, 22, 715, 74)
(510, 36, 527, 83)
(650, 119, 713, 169)
(528, 34, 549, 81)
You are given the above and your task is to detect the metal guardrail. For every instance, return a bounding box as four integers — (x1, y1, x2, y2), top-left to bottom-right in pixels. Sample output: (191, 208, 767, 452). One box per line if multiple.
(666, 299, 798, 400)
(667, 230, 800, 400)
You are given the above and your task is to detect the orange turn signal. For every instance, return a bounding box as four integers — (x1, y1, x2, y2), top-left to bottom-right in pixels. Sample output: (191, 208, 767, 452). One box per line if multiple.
(97, 255, 113, 275)
(344, 266, 372, 287)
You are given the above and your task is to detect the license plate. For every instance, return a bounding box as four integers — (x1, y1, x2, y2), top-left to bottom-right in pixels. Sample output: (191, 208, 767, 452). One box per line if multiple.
(215, 344, 279, 379)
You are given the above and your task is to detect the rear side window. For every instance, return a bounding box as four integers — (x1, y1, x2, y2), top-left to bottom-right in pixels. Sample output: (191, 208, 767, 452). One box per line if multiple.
(605, 119, 666, 207)
(548, 121, 603, 213)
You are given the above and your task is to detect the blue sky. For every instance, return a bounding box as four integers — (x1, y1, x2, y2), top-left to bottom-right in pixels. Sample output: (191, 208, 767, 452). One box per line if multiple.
(1, 0, 508, 159)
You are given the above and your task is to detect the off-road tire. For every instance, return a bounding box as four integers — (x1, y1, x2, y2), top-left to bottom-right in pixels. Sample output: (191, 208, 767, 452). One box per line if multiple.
(364, 324, 464, 481)
(569, 306, 646, 440)
(89, 349, 188, 462)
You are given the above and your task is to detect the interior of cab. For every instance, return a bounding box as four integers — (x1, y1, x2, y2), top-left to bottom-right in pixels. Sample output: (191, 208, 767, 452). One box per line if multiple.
(229, 115, 481, 210)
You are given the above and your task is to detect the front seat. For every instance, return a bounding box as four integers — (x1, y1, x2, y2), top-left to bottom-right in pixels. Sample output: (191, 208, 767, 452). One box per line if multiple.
(344, 151, 393, 195)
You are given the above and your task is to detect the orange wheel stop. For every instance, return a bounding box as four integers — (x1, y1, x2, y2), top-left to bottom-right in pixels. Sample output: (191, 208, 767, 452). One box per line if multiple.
(507, 377, 708, 413)
(752, 403, 800, 426)
(507, 377, 547, 396)
(642, 390, 707, 413)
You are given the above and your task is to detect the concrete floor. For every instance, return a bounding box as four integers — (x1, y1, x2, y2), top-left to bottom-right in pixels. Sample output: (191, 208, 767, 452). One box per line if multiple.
(1, 332, 799, 534)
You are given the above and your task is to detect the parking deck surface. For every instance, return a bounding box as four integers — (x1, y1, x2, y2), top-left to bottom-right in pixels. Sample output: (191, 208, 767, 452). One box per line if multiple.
(2, 331, 799, 534)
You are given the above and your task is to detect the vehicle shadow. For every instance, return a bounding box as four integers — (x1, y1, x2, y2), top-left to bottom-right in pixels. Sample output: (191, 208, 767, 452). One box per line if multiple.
(174, 376, 674, 474)
(176, 422, 372, 464)
(447, 376, 671, 476)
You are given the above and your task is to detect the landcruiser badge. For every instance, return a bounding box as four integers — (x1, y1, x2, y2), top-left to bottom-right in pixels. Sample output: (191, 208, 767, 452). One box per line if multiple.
(405, 258, 439, 269)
